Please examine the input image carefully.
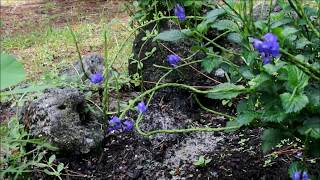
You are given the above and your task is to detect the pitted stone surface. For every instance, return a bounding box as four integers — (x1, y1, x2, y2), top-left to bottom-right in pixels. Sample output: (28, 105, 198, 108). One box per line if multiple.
(20, 88, 104, 154)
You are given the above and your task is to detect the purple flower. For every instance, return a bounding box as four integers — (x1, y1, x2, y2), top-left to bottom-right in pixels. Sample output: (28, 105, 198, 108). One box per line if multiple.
(174, 4, 186, 21)
(90, 72, 104, 84)
(123, 120, 134, 132)
(167, 54, 181, 67)
(296, 152, 303, 158)
(253, 33, 280, 64)
(293, 171, 301, 180)
(108, 116, 121, 131)
(302, 171, 308, 180)
(137, 101, 147, 113)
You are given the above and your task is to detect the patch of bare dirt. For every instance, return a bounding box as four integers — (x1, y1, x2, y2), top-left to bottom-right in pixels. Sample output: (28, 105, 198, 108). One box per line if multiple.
(0, 0, 128, 36)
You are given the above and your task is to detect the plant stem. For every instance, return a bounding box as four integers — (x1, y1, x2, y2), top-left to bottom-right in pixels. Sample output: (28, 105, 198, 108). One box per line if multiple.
(68, 26, 88, 79)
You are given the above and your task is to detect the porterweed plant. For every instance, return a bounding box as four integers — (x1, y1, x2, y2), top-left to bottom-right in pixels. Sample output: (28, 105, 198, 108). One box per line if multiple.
(105, 0, 320, 178)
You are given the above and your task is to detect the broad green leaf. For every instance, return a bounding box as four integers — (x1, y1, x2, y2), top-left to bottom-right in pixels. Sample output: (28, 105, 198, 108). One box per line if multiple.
(282, 26, 299, 37)
(227, 33, 242, 44)
(212, 20, 238, 31)
(197, 22, 208, 33)
(239, 66, 254, 80)
(153, 30, 185, 42)
(201, 56, 221, 73)
(0, 53, 26, 90)
(298, 117, 320, 139)
(263, 61, 286, 75)
(261, 109, 287, 123)
(286, 65, 309, 91)
(280, 93, 309, 113)
(205, 8, 225, 22)
(271, 18, 292, 28)
(261, 129, 290, 152)
(296, 37, 312, 49)
(207, 83, 246, 99)
(248, 73, 270, 89)
(236, 111, 257, 126)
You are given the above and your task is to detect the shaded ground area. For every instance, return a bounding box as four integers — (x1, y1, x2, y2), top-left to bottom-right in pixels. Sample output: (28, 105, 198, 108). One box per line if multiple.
(29, 89, 297, 179)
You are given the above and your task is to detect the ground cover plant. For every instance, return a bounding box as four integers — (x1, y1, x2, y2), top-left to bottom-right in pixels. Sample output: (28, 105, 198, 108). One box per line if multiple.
(1, 0, 319, 179)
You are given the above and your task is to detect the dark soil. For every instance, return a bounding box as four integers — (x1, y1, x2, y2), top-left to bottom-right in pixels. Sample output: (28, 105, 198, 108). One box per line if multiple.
(29, 88, 314, 180)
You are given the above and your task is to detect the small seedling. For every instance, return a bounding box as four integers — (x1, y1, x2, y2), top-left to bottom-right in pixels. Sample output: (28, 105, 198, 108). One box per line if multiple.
(194, 155, 212, 168)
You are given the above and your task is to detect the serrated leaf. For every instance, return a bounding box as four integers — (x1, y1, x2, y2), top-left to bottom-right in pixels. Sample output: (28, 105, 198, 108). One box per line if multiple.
(261, 109, 287, 123)
(262, 129, 290, 152)
(153, 30, 185, 42)
(236, 111, 257, 126)
(227, 33, 242, 44)
(286, 65, 309, 91)
(248, 73, 270, 89)
(0, 53, 26, 90)
(205, 8, 225, 22)
(298, 117, 320, 139)
(201, 56, 221, 73)
(212, 20, 238, 31)
(280, 93, 309, 113)
(207, 83, 246, 99)
(48, 155, 56, 165)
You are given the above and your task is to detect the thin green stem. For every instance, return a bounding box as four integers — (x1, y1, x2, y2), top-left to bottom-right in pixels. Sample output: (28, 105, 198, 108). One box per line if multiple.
(193, 95, 236, 120)
(102, 30, 110, 123)
(68, 26, 88, 79)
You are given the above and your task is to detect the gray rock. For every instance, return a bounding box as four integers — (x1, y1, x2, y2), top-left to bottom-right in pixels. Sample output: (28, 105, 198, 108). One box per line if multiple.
(60, 53, 105, 79)
(20, 88, 104, 154)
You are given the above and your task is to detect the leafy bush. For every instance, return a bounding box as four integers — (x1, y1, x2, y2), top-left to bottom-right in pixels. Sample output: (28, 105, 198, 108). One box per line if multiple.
(121, 0, 320, 178)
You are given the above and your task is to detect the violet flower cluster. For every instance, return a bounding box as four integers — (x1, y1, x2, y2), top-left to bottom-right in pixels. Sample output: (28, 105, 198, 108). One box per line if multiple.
(108, 117, 134, 133)
(253, 33, 280, 64)
(174, 4, 186, 21)
(108, 101, 147, 133)
(293, 171, 308, 180)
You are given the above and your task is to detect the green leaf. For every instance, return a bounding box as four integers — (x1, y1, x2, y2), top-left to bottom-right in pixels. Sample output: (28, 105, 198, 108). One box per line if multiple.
(248, 73, 270, 89)
(239, 66, 255, 80)
(227, 33, 242, 44)
(236, 111, 257, 126)
(205, 8, 225, 22)
(261, 109, 287, 123)
(271, 18, 292, 28)
(225, 120, 241, 132)
(286, 65, 309, 91)
(296, 37, 312, 49)
(212, 20, 238, 31)
(207, 83, 245, 99)
(201, 56, 221, 73)
(262, 129, 290, 153)
(153, 30, 185, 42)
(197, 22, 208, 33)
(298, 117, 320, 139)
(48, 155, 56, 165)
(0, 53, 26, 90)
(57, 163, 64, 173)
(280, 93, 309, 113)
(282, 26, 299, 37)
